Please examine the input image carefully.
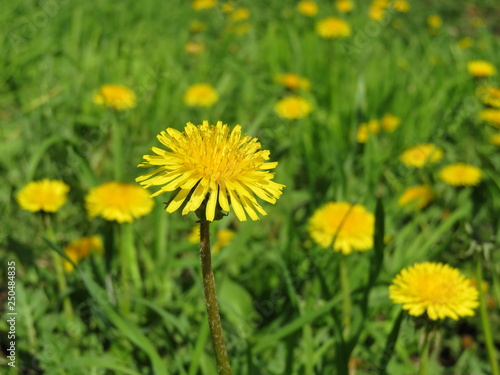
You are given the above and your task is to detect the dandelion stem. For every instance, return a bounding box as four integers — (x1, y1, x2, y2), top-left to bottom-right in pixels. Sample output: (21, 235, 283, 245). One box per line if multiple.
(199, 220, 232, 375)
(418, 326, 432, 375)
(111, 112, 123, 181)
(339, 255, 352, 340)
(476, 256, 499, 375)
(123, 223, 142, 291)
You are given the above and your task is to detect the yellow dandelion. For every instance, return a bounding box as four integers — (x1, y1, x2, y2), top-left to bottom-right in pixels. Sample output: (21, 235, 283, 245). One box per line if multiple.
(439, 163, 482, 187)
(457, 37, 473, 50)
(221, 2, 235, 13)
(183, 84, 219, 107)
(308, 202, 375, 255)
(188, 225, 200, 243)
(297, 1, 318, 17)
(427, 15, 442, 29)
(356, 119, 380, 143)
(479, 108, 500, 128)
(214, 229, 235, 253)
(398, 185, 434, 210)
(185, 41, 205, 55)
(381, 113, 401, 132)
(369, 6, 385, 21)
(400, 144, 443, 168)
(17, 179, 69, 213)
(136, 121, 285, 222)
(230, 8, 250, 22)
(63, 236, 103, 273)
(467, 60, 496, 78)
(93, 84, 136, 111)
(192, 0, 216, 10)
(389, 262, 479, 320)
(274, 73, 310, 91)
(477, 86, 500, 108)
(85, 182, 154, 223)
(274, 96, 312, 120)
(336, 0, 354, 13)
(316, 17, 352, 39)
(490, 134, 500, 146)
(393, 0, 410, 12)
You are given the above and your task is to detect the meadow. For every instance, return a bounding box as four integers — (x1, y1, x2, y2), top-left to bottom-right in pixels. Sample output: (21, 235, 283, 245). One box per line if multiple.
(1, 0, 500, 374)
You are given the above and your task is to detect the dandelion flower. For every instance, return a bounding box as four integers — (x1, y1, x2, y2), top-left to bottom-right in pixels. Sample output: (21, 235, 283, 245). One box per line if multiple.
(356, 120, 380, 143)
(274, 73, 310, 91)
(393, 0, 410, 12)
(85, 182, 154, 223)
(316, 17, 351, 39)
(389, 262, 479, 320)
(136, 121, 285, 222)
(400, 144, 443, 168)
(230, 8, 250, 22)
(308, 202, 374, 255)
(63, 236, 103, 273)
(479, 108, 500, 128)
(381, 113, 401, 132)
(439, 163, 482, 186)
(297, 1, 318, 17)
(336, 0, 354, 13)
(457, 37, 473, 50)
(467, 60, 496, 78)
(477, 86, 500, 108)
(490, 134, 500, 146)
(185, 41, 205, 55)
(274, 96, 312, 120)
(214, 229, 235, 253)
(192, 0, 216, 10)
(398, 185, 434, 210)
(184, 84, 219, 107)
(427, 15, 442, 29)
(93, 84, 136, 111)
(221, 2, 235, 13)
(17, 179, 69, 213)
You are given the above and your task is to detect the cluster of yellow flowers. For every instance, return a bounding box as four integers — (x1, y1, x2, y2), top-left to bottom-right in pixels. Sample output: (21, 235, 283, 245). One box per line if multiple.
(356, 113, 401, 143)
(369, 0, 409, 21)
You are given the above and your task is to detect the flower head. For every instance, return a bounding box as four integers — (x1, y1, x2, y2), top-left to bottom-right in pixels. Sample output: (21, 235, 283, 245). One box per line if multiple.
(398, 185, 434, 210)
(184, 84, 219, 107)
(308, 202, 374, 255)
(427, 15, 442, 29)
(63, 236, 103, 273)
(477, 86, 500, 108)
(185, 41, 205, 55)
(336, 0, 354, 13)
(439, 163, 482, 186)
(275, 73, 310, 91)
(274, 96, 312, 120)
(297, 1, 318, 17)
(85, 182, 154, 223)
(467, 60, 496, 78)
(93, 84, 136, 111)
(230, 7, 250, 22)
(400, 144, 443, 168)
(479, 108, 500, 128)
(192, 0, 216, 10)
(393, 0, 410, 12)
(490, 134, 500, 146)
(389, 262, 479, 320)
(17, 179, 69, 213)
(316, 17, 351, 39)
(381, 113, 401, 132)
(356, 120, 380, 143)
(136, 121, 285, 222)
(214, 229, 235, 253)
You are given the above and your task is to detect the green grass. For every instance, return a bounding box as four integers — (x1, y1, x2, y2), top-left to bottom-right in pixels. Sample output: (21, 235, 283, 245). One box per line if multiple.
(1, 0, 500, 374)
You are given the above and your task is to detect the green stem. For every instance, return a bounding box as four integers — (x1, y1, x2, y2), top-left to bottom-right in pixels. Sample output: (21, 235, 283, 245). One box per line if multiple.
(419, 327, 431, 375)
(199, 221, 232, 375)
(117, 223, 131, 313)
(123, 223, 142, 291)
(476, 256, 499, 375)
(44, 214, 73, 320)
(339, 255, 352, 340)
(111, 112, 123, 181)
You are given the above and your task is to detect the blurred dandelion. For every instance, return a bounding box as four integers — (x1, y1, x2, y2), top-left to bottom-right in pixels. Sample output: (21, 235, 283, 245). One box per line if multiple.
(477, 86, 500, 108)
(400, 144, 443, 168)
(308, 202, 374, 255)
(439, 163, 482, 186)
(467, 60, 496, 78)
(93, 84, 136, 111)
(17, 179, 69, 213)
(316, 17, 351, 38)
(192, 0, 216, 10)
(336, 0, 354, 13)
(274, 96, 312, 120)
(479, 108, 500, 128)
(356, 119, 380, 143)
(274, 73, 310, 91)
(398, 185, 434, 210)
(184, 83, 219, 107)
(85, 182, 154, 223)
(297, 0, 318, 17)
(63, 236, 103, 273)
